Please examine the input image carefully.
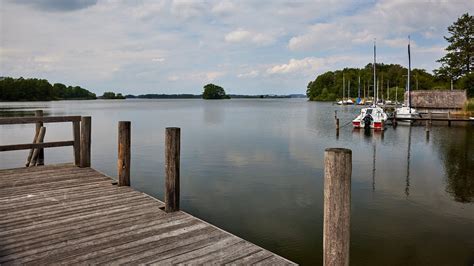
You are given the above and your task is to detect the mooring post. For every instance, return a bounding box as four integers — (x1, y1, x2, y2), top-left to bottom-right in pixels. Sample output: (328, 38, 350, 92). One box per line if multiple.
(118, 121, 131, 186)
(165, 127, 180, 212)
(35, 110, 44, 165)
(30, 127, 46, 166)
(80, 116, 91, 167)
(336, 118, 340, 131)
(429, 111, 432, 126)
(393, 112, 397, 127)
(324, 148, 351, 266)
(72, 120, 81, 166)
(447, 111, 451, 127)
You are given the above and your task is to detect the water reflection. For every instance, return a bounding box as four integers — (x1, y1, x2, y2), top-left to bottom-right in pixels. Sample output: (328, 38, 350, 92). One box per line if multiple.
(405, 125, 412, 197)
(435, 126, 474, 203)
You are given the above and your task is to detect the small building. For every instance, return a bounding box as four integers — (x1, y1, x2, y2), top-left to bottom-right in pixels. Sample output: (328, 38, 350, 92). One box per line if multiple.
(406, 90, 467, 112)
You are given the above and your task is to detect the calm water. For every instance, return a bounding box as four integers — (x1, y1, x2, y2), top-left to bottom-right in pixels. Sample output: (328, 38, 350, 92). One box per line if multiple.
(1, 99, 473, 265)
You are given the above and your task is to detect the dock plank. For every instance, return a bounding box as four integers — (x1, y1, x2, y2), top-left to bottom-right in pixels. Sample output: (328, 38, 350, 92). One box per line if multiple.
(0, 164, 295, 265)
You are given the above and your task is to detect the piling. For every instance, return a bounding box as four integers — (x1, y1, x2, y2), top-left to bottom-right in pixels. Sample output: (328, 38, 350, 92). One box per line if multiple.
(30, 127, 46, 166)
(336, 118, 340, 131)
(392, 112, 397, 127)
(429, 111, 432, 126)
(118, 121, 131, 186)
(80, 116, 91, 167)
(165, 127, 180, 212)
(35, 110, 44, 165)
(448, 112, 451, 127)
(323, 148, 352, 266)
(72, 120, 80, 166)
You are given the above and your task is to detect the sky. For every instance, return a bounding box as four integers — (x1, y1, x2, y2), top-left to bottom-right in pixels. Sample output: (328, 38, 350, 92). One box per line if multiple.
(1, 0, 473, 95)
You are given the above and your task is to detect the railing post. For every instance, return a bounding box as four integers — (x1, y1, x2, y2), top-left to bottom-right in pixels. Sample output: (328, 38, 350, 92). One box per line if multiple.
(324, 148, 351, 266)
(118, 121, 131, 186)
(30, 127, 46, 166)
(80, 116, 91, 167)
(35, 110, 44, 165)
(72, 120, 80, 166)
(165, 127, 180, 212)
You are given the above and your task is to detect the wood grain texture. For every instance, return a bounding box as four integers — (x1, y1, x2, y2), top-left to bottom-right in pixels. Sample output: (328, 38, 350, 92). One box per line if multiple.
(80, 116, 91, 167)
(0, 164, 295, 265)
(165, 127, 180, 212)
(0, 116, 81, 125)
(35, 110, 44, 165)
(323, 148, 351, 266)
(72, 121, 80, 166)
(118, 121, 131, 186)
(29, 127, 46, 167)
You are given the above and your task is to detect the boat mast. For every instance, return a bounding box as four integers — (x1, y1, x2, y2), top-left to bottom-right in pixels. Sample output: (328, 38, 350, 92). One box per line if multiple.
(342, 73, 345, 103)
(387, 80, 389, 100)
(358, 75, 361, 99)
(407, 36, 412, 113)
(373, 40, 377, 106)
(348, 80, 350, 100)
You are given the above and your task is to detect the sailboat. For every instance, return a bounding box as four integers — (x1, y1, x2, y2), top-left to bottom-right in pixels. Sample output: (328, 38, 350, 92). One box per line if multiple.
(337, 74, 345, 105)
(396, 36, 419, 121)
(345, 80, 354, 104)
(352, 40, 388, 130)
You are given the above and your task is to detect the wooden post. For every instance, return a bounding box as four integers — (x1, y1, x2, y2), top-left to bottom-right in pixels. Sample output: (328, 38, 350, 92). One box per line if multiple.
(26, 129, 40, 166)
(35, 110, 44, 165)
(80, 116, 91, 167)
(72, 121, 81, 166)
(336, 118, 340, 130)
(118, 121, 131, 186)
(324, 148, 351, 266)
(429, 111, 432, 126)
(392, 112, 397, 127)
(447, 111, 451, 127)
(165, 127, 180, 212)
(30, 127, 46, 166)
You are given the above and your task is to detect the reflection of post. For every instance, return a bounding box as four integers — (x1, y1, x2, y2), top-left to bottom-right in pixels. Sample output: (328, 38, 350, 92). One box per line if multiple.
(372, 144, 376, 191)
(425, 120, 430, 141)
(405, 125, 412, 196)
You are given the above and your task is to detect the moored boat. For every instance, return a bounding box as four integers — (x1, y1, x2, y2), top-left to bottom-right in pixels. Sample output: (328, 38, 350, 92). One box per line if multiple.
(352, 106, 388, 130)
(395, 36, 419, 122)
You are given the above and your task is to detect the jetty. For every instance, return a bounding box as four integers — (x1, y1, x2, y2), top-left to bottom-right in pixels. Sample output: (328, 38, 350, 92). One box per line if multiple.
(0, 113, 296, 265)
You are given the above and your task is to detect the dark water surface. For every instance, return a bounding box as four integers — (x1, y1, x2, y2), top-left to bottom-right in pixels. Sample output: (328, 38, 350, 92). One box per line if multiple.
(1, 99, 473, 265)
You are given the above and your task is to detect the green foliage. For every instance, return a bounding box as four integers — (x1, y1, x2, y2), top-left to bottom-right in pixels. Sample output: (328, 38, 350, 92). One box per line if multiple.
(306, 64, 440, 101)
(0, 77, 96, 101)
(202, 83, 230, 99)
(101, 92, 125, 99)
(458, 72, 474, 97)
(434, 13, 473, 80)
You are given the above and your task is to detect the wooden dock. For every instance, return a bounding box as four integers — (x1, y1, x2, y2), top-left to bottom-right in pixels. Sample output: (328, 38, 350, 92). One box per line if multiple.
(0, 164, 295, 265)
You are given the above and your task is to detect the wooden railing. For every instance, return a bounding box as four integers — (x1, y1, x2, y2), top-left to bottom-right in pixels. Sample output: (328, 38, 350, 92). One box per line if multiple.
(0, 111, 91, 168)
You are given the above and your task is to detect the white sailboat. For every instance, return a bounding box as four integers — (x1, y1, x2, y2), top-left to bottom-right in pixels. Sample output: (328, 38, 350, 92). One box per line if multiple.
(345, 80, 354, 104)
(396, 36, 419, 121)
(337, 74, 345, 105)
(352, 40, 388, 130)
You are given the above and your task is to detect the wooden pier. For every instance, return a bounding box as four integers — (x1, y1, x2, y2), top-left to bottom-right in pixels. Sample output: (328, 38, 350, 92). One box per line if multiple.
(0, 114, 296, 265)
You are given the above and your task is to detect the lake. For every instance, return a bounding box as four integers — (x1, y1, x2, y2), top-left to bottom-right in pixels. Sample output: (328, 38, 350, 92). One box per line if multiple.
(1, 99, 473, 265)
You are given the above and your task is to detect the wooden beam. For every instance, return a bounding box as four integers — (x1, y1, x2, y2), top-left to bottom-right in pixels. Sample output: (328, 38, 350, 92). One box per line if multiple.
(0, 116, 81, 125)
(118, 121, 131, 186)
(73, 121, 80, 166)
(165, 127, 180, 213)
(0, 141, 75, 152)
(324, 148, 351, 266)
(29, 127, 47, 166)
(35, 110, 45, 165)
(80, 117, 91, 168)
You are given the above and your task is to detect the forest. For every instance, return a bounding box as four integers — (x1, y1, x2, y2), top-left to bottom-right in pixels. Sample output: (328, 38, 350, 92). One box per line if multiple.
(0, 77, 97, 101)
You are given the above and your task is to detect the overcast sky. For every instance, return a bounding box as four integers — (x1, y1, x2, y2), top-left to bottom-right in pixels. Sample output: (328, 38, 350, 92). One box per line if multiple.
(1, 0, 473, 95)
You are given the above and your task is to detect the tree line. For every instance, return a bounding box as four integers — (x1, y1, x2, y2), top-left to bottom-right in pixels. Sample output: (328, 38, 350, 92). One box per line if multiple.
(0, 77, 97, 101)
(307, 13, 473, 101)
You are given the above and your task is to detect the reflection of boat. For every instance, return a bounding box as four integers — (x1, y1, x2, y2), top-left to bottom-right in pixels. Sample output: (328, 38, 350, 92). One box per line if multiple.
(396, 36, 419, 122)
(353, 40, 387, 130)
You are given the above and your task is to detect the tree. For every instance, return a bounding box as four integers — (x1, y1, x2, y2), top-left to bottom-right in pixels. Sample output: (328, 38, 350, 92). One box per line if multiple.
(434, 13, 473, 81)
(202, 83, 229, 99)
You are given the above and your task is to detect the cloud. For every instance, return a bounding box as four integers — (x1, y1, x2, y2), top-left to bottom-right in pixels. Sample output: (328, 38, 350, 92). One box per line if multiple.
(225, 29, 275, 46)
(237, 70, 259, 78)
(152, 57, 165, 62)
(12, 0, 98, 12)
(267, 57, 324, 75)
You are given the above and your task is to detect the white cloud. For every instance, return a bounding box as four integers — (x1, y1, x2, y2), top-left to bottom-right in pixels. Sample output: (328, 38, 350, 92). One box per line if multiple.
(237, 70, 259, 78)
(267, 57, 324, 75)
(225, 29, 275, 46)
(152, 57, 165, 62)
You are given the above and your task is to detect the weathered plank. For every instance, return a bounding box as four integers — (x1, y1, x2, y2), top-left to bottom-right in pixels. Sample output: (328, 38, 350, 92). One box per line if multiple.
(0, 116, 81, 125)
(0, 141, 75, 152)
(0, 164, 295, 265)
